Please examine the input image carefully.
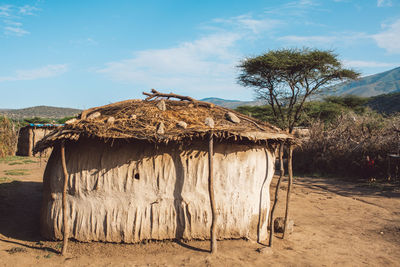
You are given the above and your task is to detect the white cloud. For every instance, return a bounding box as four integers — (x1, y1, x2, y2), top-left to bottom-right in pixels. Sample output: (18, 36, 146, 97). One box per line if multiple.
(279, 35, 338, 44)
(297, 0, 318, 6)
(0, 4, 40, 37)
(377, 0, 392, 7)
(4, 20, 22, 26)
(18, 5, 39, 15)
(372, 19, 400, 54)
(278, 32, 368, 46)
(98, 33, 243, 95)
(3, 18, 29, 36)
(70, 37, 98, 46)
(265, 0, 321, 17)
(0, 5, 11, 17)
(4, 26, 29, 36)
(97, 12, 285, 97)
(213, 14, 282, 34)
(342, 60, 398, 68)
(0, 64, 68, 82)
(278, 18, 400, 54)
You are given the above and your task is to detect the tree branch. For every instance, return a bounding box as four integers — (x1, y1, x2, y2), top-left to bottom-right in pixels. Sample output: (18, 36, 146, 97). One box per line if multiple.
(143, 89, 214, 107)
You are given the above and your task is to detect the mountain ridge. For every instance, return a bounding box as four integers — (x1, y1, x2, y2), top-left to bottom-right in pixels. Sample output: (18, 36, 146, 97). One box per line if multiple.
(1, 67, 398, 117)
(333, 66, 400, 97)
(200, 97, 264, 108)
(0, 105, 82, 119)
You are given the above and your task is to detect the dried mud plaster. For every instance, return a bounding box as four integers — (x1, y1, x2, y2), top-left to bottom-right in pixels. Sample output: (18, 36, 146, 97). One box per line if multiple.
(41, 139, 275, 243)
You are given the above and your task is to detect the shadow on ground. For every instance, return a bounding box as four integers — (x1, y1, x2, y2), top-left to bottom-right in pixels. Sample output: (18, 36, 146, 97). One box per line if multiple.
(0, 180, 209, 254)
(0, 180, 61, 253)
(294, 176, 400, 199)
(0, 181, 42, 242)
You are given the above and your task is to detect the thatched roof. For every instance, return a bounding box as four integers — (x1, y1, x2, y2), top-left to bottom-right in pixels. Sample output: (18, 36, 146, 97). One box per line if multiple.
(34, 90, 292, 153)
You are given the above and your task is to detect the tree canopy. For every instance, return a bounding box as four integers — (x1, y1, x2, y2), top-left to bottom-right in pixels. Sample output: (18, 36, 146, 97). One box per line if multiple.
(237, 48, 360, 132)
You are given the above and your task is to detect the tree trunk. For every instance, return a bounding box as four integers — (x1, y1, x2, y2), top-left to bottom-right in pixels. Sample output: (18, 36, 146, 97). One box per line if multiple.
(208, 132, 217, 254)
(60, 141, 69, 255)
(268, 143, 285, 247)
(283, 145, 293, 239)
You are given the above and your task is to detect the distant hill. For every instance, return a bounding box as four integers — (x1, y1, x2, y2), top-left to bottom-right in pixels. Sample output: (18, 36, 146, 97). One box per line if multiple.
(2, 79, 397, 120)
(366, 91, 400, 114)
(200, 97, 264, 108)
(0, 105, 82, 119)
(333, 66, 400, 97)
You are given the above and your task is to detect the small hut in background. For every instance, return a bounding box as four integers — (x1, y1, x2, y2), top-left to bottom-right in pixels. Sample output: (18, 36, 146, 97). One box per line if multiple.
(34, 91, 292, 245)
(17, 123, 63, 157)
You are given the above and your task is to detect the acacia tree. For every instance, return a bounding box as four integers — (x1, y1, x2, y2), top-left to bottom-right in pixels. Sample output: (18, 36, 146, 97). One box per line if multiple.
(238, 48, 359, 246)
(238, 48, 360, 133)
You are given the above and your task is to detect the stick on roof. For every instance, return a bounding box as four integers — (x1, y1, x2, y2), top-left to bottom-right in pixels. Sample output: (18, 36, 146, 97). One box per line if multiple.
(34, 89, 293, 153)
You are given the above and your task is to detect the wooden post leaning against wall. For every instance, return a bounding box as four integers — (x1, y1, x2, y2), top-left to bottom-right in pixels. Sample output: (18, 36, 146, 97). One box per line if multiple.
(208, 131, 217, 254)
(60, 140, 70, 255)
(28, 128, 33, 157)
(283, 144, 293, 239)
(32, 127, 36, 157)
(268, 142, 285, 247)
(387, 155, 391, 181)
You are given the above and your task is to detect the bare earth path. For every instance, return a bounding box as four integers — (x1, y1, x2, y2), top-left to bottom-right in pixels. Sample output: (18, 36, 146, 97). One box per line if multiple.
(0, 158, 399, 266)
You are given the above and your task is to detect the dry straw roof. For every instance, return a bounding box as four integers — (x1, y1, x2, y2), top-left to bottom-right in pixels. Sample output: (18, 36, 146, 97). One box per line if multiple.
(34, 90, 292, 153)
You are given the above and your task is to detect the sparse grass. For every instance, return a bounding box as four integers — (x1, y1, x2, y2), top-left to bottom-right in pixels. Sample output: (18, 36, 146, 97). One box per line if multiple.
(0, 155, 25, 163)
(22, 159, 37, 164)
(8, 161, 23, 165)
(6, 247, 27, 254)
(0, 155, 38, 165)
(0, 176, 13, 183)
(4, 169, 29, 176)
(44, 253, 54, 258)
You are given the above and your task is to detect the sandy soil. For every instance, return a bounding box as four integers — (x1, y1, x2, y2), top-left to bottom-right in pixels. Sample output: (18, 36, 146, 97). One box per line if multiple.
(0, 157, 399, 266)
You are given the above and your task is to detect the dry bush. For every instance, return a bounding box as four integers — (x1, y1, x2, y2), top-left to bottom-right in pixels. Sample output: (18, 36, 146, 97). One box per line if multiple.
(0, 116, 18, 158)
(294, 111, 400, 180)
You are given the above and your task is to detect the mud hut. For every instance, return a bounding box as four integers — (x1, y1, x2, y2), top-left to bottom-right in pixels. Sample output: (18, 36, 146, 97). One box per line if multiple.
(17, 123, 63, 157)
(34, 90, 292, 245)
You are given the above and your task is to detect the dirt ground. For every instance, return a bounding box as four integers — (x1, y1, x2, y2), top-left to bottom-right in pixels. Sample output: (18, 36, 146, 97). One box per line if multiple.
(0, 156, 399, 267)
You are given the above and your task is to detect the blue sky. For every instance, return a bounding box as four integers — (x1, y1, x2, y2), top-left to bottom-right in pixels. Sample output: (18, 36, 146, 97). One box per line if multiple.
(0, 0, 399, 109)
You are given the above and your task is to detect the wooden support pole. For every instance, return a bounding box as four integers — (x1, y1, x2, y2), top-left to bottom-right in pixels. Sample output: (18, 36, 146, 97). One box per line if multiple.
(387, 155, 391, 181)
(60, 141, 69, 255)
(208, 131, 217, 254)
(283, 144, 293, 239)
(32, 128, 35, 157)
(28, 128, 33, 157)
(268, 143, 285, 247)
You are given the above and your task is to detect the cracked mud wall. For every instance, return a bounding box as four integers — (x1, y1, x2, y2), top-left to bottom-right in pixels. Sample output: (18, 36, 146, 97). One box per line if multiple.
(41, 139, 275, 243)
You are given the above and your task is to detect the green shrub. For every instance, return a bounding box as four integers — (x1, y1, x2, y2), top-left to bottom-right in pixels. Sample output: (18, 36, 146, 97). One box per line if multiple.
(22, 117, 52, 125)
(235, 95, 373, 128)
(56, 116, 75, 124)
